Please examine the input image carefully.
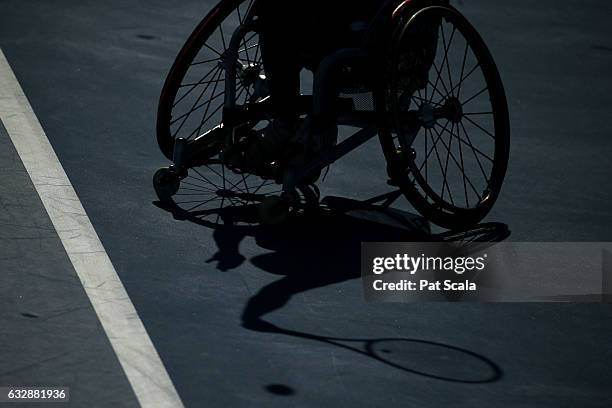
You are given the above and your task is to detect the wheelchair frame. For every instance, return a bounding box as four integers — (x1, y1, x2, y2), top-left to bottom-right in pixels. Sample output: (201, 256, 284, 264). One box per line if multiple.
(156, 0, 510, 229)
(169, 5, 397, 205)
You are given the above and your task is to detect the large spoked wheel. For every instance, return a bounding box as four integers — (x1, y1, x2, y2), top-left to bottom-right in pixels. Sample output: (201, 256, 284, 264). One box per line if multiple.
(157, 0, 265, 160)
(377, 6, 510, 230)
(155, 0, 306, 226)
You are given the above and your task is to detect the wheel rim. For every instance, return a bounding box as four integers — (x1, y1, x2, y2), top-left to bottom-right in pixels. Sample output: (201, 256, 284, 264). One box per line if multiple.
(387, 6, 509, 217)
(157, 0, 266, 159)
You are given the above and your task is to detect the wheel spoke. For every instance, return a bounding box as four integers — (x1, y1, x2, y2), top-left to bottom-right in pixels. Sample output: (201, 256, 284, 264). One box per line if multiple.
(236, 4, 244, 25)
(206, 164, 246, 194)
(238, 42, 259, 55)
(175, 192, 217, 197)
(253, 179, 276, 194)
(235, 7, 252, 65)
(185, 195, 223, 212)
(412, 95, 443, 107)
(239, 33, 258, 51)
(419, 120, 452, 172)
(218, 24, 227, 53)
(241, 38, 251, 65)
(424, 123, 428, 184)
(179, 78, 224, 88)
(429, 128, 453, 205)
(254, 41, 261, 62)
(198, 100, 226, 132)
(428, 23, 456, 103)
(204, 43, 223, 57)
(192, 167, 223, 190)
(177, 186, 217, 194)
(456, 121, 470, 207)
(432, 124, 483, 202)
(417, 88, 424, 106)
(440, 24, 457, 96)
(180, 181, 219, 193)
(241, 174, 251, 194)
(436, 121, 494, 164)
(458, 121, 491, 182)
(174, 88, 223, 130)
(430, 60, 451, 101)
(173, 65, 220, 108)
(191, 57, 220, 66)
(441, 120, 455, 206)
(237, 76, 254, 101)
(175, 198, 221, 205)
(188, 70, 226, 140)
(441, 62, 480, 101)
(427, 79, 449, 102)
(463, 112, 493, 116)
(456, 42, 469, 99)
(178, 181, 217, 194)
(462, 86, 488, 106)
(245, 0, 256, 15)
(463, 115, 496, 140)
(171, 68, 223, 135)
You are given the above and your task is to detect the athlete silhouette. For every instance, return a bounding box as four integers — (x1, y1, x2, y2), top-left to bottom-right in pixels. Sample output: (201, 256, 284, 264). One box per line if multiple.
(252, 0, 440, 164)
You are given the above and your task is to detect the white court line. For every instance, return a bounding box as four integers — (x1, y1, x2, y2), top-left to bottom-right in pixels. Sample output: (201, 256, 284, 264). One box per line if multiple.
(0, 49, 183, 408)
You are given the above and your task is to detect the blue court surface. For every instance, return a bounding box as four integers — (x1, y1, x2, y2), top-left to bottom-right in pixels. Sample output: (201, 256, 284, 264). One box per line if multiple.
(1, 1, 611, 407)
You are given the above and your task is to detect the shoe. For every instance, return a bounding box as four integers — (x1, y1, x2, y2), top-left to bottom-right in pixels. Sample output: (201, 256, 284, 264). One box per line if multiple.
(294, 116, 338, 154)
(240, 119, 301, 176)
(257, 119, 298, 161)
(236, 118, 338, 179)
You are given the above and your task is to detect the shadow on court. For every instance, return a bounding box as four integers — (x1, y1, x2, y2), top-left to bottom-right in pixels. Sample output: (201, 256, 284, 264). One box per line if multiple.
(154, 194, 509, 389)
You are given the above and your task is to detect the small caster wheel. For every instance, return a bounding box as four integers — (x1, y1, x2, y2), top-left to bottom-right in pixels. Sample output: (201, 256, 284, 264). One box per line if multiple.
(153, 167, 180, 201)
(258, 196, 290, 225)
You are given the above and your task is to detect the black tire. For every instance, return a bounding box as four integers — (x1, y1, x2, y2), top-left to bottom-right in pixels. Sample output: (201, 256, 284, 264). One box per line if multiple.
(153, 167, 181, 201)
(156, 0, 264, 160)
(376, 5, 510, 230)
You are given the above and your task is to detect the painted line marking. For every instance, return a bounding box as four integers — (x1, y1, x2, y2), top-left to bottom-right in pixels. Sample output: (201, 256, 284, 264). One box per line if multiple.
(0, 49, 184, 408)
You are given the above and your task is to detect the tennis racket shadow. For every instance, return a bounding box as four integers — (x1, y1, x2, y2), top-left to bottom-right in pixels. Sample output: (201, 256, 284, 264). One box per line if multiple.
(238, 199, 507, 384)
(155, 192, 508, 383)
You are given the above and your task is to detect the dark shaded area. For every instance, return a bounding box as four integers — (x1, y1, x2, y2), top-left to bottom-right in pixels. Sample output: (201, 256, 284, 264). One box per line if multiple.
(265, 384, 295, 396)
(156, 193, 508, 384)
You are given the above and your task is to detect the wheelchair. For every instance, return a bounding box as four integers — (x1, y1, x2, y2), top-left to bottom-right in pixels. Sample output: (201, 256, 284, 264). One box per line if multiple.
(153, 0, 510, 230)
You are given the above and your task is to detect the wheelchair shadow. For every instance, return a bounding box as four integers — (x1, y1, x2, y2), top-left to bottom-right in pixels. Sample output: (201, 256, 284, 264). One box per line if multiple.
(153, 195, 510, 386)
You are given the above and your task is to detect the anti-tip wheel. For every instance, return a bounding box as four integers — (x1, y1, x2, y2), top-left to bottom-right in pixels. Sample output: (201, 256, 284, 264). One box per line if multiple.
(153, 167, 181, 201)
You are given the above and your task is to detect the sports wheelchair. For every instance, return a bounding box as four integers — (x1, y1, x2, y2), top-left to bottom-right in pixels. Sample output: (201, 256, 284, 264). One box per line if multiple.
(153, 0, 510, 229)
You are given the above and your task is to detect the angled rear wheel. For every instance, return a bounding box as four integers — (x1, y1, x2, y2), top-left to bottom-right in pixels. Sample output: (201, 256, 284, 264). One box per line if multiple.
(377, 6, 510, 230)
(156, 0, 266, 160)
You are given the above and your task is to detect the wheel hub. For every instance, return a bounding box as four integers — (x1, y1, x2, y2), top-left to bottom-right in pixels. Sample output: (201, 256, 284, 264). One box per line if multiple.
(238, 63, 262, 87)
(442, 96, 463, 123)
(419, 96, 464, 129)
(420, 102, 436, 129)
